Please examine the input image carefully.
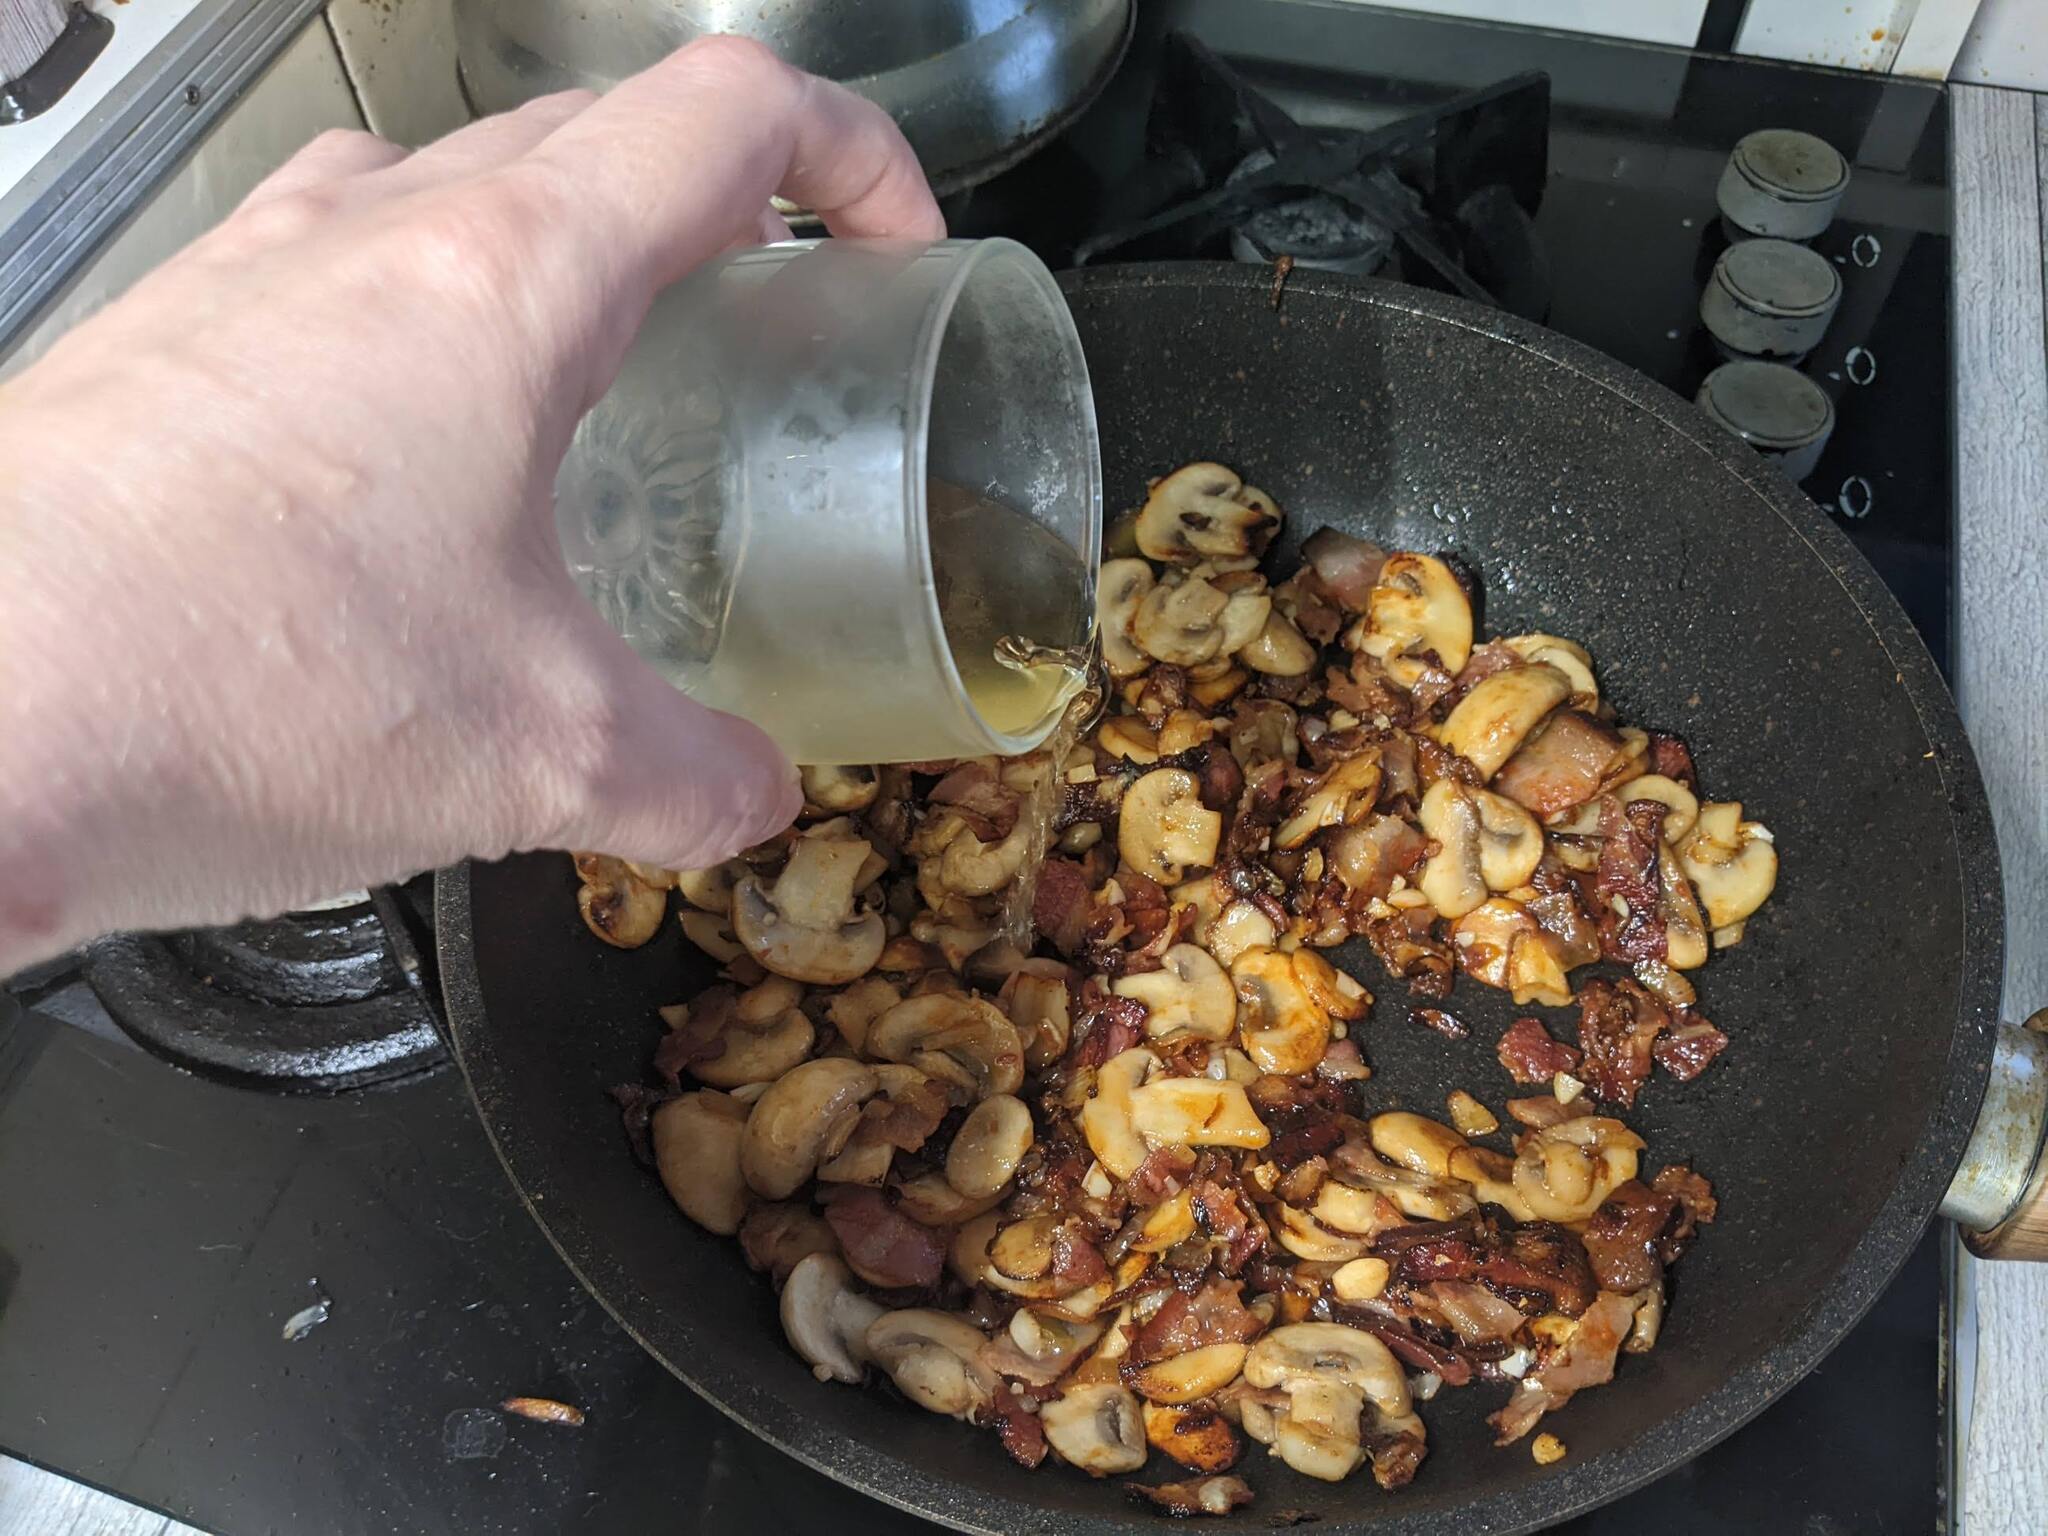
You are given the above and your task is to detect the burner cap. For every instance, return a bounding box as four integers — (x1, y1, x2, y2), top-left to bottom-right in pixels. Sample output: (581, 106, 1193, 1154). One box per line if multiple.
(85, 899, 445, 1093)
(1718, 129, 1849, 241)
(1701, 238, 1842, 360)
(1225, 149, 1394, 276)
(1696, 360, 1835, 481)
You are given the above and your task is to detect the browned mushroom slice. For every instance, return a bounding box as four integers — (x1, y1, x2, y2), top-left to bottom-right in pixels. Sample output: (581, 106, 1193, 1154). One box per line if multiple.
(730, 834, 886, 984)
(1118, 768, 1223, 884)
(572, 853, 668, 948)
(1135, 463, 1284, 565)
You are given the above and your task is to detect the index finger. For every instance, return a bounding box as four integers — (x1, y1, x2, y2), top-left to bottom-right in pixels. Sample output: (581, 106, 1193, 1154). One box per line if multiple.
(522, 36, 944, 300)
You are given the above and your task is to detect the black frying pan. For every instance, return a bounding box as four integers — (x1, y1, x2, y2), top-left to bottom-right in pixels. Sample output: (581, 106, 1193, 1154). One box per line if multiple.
(433, 265, 2003, 1533)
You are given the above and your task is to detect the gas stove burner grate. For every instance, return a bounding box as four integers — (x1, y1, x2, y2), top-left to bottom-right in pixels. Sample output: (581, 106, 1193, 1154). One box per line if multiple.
(83, 875, 445, 1093)
(1075, 33, 1552, 319)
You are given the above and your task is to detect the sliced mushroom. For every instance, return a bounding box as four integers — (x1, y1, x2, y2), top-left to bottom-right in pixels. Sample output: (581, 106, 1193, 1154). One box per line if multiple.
(1232, 947, 1333, 1077)
(798, 763, 880, 815)
(1114, 943, 1236, 1041)
(1275, 1204, 1373, 1262)
(988, 1215, 1059, 1283)
(894, 1169, 1005, 1226)
(1135, 463, 1283, 566)
(1007, 1309, 1106, 1376)
(675, 860, 744, 914)
(865, 994, 1025, 1101)
(1415, 780, 1488, 921)
(1119, 768, 1223, 884)
(1189, 664, 1250, 708)
(1097, 716, 1161, 763)
(780, 1253, 885, 1384)
(1156, 708, 1220, 758)
(737, 1201, 837, 1284)
(1274, 752, 1384, 851)
(935, 817, 1034, 898)
(1450, 897, 1571, 1007)
(863, 1311, 998, 1420)
(1099, 558, 1158, 679)
(1000, 962, 1075, 1068)
(1206, 900, 1279, 969)
(1351, 552, 1473, 686)
(1331, 1257, 1391, 1302)
(731, 834, 885, 984)
(1508, 1115, 1643, 1221)
(573, 853, 668, 948)
(1368, 1112, 1469, 1178)
(1134, 1189, 1198, 1253)
(1658, 844, 1709, 969)
(825, 975, 901, 1054)
(1128, 1078, 1271, 1152)
(1324, 1149, 1470, 1223)
(1290, 949, 1369, 1021)
(1134, 571, 1230, 666)
(1243, 1322, 1414, 1484)
(1041, 1383, 1148, 1475)
(1144, 1401, 1243, 1474)
(1129, 1342, 1251, 1405)
(946, 1094, 1036, 1199)
(1678, 801, 1778, 928)
(651, 1091, 749, 1235)
(739, 1058, 878, 1199)
(691, 976, 815, 1089)
(1433, 664, 1573, 780)
(1241, 610, 1318, 676)
(1503, 633, 1598, 707)
(1080, 1045, 1160, 1180)
(678, 907, 747, 963)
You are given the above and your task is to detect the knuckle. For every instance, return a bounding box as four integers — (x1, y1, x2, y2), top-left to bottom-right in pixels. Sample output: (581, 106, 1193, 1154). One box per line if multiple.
(304, 126, 382, 161)
(395, 182, 545, 307)
(672, 32, 789, 91)
(230, 186, 338, 249)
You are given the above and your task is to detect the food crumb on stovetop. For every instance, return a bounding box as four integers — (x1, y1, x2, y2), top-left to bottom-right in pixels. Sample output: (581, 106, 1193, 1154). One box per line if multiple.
(501, 1396, 586, 1427)
(1532, 1432, 1568, 1466)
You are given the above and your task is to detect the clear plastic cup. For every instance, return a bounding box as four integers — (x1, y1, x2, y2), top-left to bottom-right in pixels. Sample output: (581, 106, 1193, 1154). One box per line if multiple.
(555, 237, 1102, 766)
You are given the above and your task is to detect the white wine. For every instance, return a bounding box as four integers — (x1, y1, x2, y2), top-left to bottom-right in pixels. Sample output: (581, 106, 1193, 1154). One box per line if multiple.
(928, 482, 1092, 738)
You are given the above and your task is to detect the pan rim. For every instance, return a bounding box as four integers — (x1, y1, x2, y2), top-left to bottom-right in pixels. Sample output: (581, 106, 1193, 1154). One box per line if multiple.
(437, 263, 2003, 1534)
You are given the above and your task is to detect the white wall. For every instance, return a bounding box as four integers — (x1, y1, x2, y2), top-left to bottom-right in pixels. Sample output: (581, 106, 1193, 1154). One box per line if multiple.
(1953, 0, 2048, 89)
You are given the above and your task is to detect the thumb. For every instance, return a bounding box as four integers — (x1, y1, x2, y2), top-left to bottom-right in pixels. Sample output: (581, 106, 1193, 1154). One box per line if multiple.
(548, 624, 802, 871)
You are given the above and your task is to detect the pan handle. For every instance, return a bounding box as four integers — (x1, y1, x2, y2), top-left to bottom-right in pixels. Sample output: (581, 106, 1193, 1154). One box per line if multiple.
(1943, 1010, 2048, 1259)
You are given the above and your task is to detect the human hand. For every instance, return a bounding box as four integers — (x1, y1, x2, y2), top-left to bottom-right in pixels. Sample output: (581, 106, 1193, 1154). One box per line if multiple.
(0, 37, 943, 972)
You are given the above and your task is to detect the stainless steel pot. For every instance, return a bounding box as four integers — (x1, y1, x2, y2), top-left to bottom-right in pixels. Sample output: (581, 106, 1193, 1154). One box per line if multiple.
(453, 0, 1134, 199)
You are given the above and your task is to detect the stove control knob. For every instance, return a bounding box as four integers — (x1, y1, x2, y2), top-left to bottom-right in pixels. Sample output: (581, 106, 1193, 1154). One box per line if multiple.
(1700, 238, 1842, 361)
(1717, 129, 1849, 242)
(1695, 360, 1834, 483)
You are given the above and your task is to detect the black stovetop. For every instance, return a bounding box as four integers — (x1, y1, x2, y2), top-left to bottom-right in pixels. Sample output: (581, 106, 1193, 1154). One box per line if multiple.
(0, 4, 1954, 1533)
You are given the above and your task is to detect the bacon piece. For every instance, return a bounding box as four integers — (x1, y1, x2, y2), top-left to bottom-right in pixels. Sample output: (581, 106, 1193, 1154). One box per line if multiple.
(1069, 985, 1149, 1069)
(1327, 814, 1429, 903)
(821, 1187, 945, 1290)
(1136, 664, 1191, 726)
(1363, 908, 1454, 999)
(1032, 857, 1091, 956)
(991, 1402, 1050, 1468)
(858, 1072, 951, 1152)
(1128, 1475, 1254, 1517)
(1366, 1424, 1428, 1491)
(1049, 1223, 1110, 1289)
(653, 986, 736, 1086)
(1379, 1212, 1596, 1319)
(1412, 1007, 1469, 1040)
(1576, 977, 1669, 1109)
(1492, 709, 1627, 818)
(1524, 855, 1602, 969)
(1128, 1277, 1264, 1366)
(1496, 1017, 1581, 1085)
(1192, 1175, 1267, 1275)
(1595, 798, 1667, 964)
(1324, 654, 1411, 722)
(1424, 1280, 1530, 1345)
(1651, 1165, 1718, 1255)
(609, 1082, 677, 1167)
(1441, 642, 1523, 708)
(1503, 1094, 1592, 1130)
(928, 760, 1021, 841)
(1351, 1314, 1474, 1386)
(1654, 1010, 1730, 1082)
(1276, 565, 1346, 643)
(1578, 1181, 1681, 1292)
(1489, 1290, 1641, 1444)
(1315, 1038, 1371, 1083)
(1301, 528, 1387, 611)
(1124, 1146, 1199, 1205)
(1648, 730, 1698, 791)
